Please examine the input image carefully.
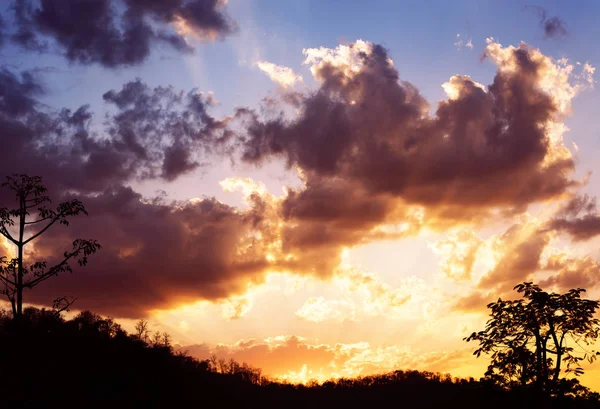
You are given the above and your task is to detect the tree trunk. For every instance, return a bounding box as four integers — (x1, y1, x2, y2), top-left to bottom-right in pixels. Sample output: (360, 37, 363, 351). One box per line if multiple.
(541, 339, 548, 388)
(16, 195, 25, 318)
(16, 244, 23, 317)
(534, 332, 544, 393)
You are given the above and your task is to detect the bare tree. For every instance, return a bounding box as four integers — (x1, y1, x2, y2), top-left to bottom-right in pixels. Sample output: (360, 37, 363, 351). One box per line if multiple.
(0, 174, 101, 319)
(134, 318, 150, 342)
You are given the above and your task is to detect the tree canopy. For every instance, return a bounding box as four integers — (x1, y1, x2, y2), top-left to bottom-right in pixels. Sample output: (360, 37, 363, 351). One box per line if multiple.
(466, 282, 600, 396)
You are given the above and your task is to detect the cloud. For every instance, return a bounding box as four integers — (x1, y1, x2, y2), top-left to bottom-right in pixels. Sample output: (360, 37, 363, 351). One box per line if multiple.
(233, 38, 593, 274)
(0, 70, 275, 317)
(294, 267, 415, 322)
(524, 5, 568, 39)
(454, 34, 473, 50)
(295, 296, 355, 322)
(577, 63, 596, 88)
(478, 220, 552, 292)
(181, 335, 474, 382)
(453, 291, 492, 313)
(102, 79, 232, 181)
(540, 253, 600, 291)
(547, 194, 600, 241)
(455, 249, 600, 313)
(451, 218, 552, 312)
(19, 186, 276, 317)
(452, 210, 600, 312)
(1, 38, 597, 319)
(0, 73, 230, 201)
(337, 268, 413, 315)
(431, 229, 482, 280)
(220, 294, 253, 320)
(257, 61, 303, 88)
(242, 39, 586, 208)
(543, 17, 568, 39)
(8, 0, 236, 67)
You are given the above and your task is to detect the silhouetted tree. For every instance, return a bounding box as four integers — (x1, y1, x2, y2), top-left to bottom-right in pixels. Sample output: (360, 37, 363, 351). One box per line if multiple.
(134, 318, 148, 340)
(466, 282, 600, 397)
(0, 174, 100, 319)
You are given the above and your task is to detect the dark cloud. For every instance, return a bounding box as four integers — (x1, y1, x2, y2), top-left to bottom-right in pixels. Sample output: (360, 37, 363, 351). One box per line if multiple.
(524, 5, 568, 39)
(0, 70, 257, 317)
(236, 40, 578, 269)
(9, 0, 235, 67)
(543, 17, 568, 39)
(240, 42, 575, 209)
(0, 39, 589, 317)
(547, 194, 600, 241)
(540, 254, 600, 291)
(0, 73, 229, 201)
(549, 216, 600, 241)
(102, 79, 231, 181)
(22, 186, 273, 317)
(0, 68, 44, 116)
(275, 178, 422, 277)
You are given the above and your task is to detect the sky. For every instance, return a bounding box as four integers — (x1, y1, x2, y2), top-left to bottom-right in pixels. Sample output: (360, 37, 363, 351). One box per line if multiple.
(2, 0, 600, 389)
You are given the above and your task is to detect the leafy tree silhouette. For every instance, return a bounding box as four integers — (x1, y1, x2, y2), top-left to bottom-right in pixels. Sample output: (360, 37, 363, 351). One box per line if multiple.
(465, 282, 600, 397)
(0, 174, 101, 318)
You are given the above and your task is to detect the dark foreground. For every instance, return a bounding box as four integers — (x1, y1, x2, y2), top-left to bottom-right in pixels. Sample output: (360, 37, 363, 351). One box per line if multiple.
(0, 308, 598, 409)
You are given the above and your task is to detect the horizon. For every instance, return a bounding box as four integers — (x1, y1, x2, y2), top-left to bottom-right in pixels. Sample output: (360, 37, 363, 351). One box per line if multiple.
(1, 0, 600, 392)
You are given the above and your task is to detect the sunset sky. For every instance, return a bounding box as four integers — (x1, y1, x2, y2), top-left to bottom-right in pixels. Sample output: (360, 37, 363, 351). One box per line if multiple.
(2, 0, 600, 389)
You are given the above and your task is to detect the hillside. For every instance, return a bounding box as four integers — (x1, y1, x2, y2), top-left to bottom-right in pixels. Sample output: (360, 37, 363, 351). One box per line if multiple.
(0, 307, 598, 409)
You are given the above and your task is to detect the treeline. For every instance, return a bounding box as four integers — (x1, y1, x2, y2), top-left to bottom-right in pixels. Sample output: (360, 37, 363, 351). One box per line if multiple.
(0, 307, 598, 408)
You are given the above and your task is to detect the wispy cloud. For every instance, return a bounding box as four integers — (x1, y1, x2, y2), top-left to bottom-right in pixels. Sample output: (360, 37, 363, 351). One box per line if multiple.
(256, 61, 303, 88)
(454, 34, 473, 50)
(524, 5, 568, 39)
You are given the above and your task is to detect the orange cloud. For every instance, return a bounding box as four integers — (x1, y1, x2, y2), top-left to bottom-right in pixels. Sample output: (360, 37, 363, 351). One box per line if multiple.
(432, 229, 483, 280)
(181, 335, 475, 383)
(256, 61, 303, 88)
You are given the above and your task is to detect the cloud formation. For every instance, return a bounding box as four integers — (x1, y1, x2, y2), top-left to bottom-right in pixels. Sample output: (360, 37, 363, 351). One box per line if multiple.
(453, 213, 600, 313)
(1, 38, 596, 318)
(257, 61, 303, 88)
(9, 0, 235, 67)
(524, 6, 568, 39)
(432, 229, 482, 280)
(454, 34, 473, 50)
(295, 268, 415, 322)
(0, 72, 229, 199)
(182, 335, 473, 382)
(23, 185, 274, 317)
(548, 194, 600, 241)
(540, 253, 600, 291)
(0, 69, 264, 317)
(243, 39, 587, 209)
(234, 39, 592, 275)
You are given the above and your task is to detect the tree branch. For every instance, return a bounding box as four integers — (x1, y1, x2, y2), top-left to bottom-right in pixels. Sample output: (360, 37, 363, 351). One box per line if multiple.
(0, 227, 18, 245)
(24, 254, 73, 289)
(0, 274, 16, 287)
(22, 213, 64, 245)
(24, 216, 54, 225)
